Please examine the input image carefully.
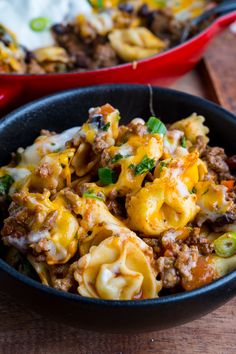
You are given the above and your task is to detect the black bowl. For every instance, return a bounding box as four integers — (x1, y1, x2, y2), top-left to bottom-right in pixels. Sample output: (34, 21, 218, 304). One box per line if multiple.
(0, 84, 236, 332)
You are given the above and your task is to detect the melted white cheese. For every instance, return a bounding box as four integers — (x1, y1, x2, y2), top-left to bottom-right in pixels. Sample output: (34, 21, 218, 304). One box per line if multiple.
(19, 126, 80, 166)
(0, 0, 92, 50)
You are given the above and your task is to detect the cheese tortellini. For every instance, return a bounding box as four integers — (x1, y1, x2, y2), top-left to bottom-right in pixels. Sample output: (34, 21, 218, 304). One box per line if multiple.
(170, 113, 209, 145)
(74, 233, 161, 300)
(1, 103, 236, 300)
(109, 27, 166, 62)
(126, 174, 199, 235)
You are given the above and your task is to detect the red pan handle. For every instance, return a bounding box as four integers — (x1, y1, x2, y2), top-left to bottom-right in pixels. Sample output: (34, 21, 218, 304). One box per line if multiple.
(0, 82, 24, 112)
(215, 10, 236, 29)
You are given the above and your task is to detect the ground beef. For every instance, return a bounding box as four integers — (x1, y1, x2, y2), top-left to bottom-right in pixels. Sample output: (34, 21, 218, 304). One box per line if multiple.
(93, 132, 114, 154)
(93, 43, 119, 68)
(143, 238, 162, 258)
(128, 122, 148, 137)
(156, 256, 180, 288)
(52, 24, 119, 71)
(185, 227, 214, 255)
(106, 197, 127, 218)
(190, 135, 207, 156)
(202, 146, 234, 182)
(156, 243, 199, 289)
(149, 8, 184, 45)
(51, 263, 76, 292)
(226, 155, 236, 171)
(26, 59, 45, 74)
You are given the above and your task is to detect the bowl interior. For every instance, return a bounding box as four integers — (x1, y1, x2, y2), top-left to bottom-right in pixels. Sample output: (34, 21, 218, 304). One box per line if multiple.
(0, 84, 236, 306)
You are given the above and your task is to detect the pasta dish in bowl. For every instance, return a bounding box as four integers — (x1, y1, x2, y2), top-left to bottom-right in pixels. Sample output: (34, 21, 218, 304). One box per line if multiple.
(1, 94, 236, 301)
(0, 85, 235, 330)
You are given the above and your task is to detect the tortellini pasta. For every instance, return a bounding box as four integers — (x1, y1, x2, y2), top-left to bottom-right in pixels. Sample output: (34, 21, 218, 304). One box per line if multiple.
(170, 113, 209, 145)
(108, 27, 166, 62)
(126, 174, 199, 236)
(84, 132, 163, 197)
(28, 148, 75, 192)
(74, 233, 161, 300)
(195, 181, 234, 225)
(71, 104, 120, 177)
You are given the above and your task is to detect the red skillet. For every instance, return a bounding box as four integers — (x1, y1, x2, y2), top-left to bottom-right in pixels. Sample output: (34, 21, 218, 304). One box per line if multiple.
(1, 4, 236, 114)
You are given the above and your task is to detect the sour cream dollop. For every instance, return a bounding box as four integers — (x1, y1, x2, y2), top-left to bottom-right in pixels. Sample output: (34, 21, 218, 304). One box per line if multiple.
(0, 0, 92, 50)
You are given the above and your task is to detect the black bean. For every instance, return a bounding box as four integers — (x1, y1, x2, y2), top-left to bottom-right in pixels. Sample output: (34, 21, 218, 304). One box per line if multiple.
(118, 3, 134, 14)
(226, 155, 236, 171)
(138, 4, 150, 17)
(24, 50, 36, 64)
(51, 24, 69, 35)
(91, 114, 104, 129)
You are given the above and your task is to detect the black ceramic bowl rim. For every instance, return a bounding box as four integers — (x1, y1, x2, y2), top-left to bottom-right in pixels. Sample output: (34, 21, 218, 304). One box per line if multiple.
(0, 84, 236, 308)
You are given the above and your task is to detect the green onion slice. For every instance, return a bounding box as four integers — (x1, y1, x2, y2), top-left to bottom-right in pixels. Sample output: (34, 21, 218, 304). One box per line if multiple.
(30, 17, 50, 32)
(130, 155, 155, 176)
(0, 175, 14, 195)
(181, 136, 187, 148)
(83, 190, 104, 201)
(146, 117, 167, 135)
(98, 167, 117, 185)
(111, 153, 123, 164)
(214, 232, 236, 258)
(102, 122, 111, 132)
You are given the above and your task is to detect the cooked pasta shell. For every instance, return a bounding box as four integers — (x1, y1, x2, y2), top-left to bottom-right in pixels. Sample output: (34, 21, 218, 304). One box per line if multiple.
(195, 181, 234, 226)
(108, 27, 166, 62)
(34, 46, 69, 63)
(170, 113, 209, 145)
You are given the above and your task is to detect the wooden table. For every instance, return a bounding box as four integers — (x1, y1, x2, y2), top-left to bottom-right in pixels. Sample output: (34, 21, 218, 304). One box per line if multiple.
(1, 29, 236, 354)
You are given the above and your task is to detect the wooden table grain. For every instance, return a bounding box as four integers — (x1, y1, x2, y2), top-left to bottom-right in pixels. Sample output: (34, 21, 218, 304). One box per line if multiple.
(0, 29, 236, 354)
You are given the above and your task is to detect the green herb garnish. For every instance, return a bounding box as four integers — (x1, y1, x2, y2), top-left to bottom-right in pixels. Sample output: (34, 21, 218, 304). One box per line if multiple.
(29, 17, 50, 32)
(98, 167, 117, 185)
(146, 117, 167, 135)
(191, 186, 197, 194)
(102, 122, 111, 132)
(54, 148, 62, 153)
(129, 155, 155, 176)
(181, 136, 187, 148)
(111, 153, 123, 164)
(202, 188, 209, 196)
(159, 161, 168, 173)
(0, 175, 14, 195)
(83, 190, 104, 201)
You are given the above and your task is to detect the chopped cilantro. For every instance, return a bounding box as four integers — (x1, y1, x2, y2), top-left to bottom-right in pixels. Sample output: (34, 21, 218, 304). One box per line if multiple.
(54, 148, 62, 153)
(146, 117, 167, 135)
(202, 188, 209, 196)
(0, 175, 14, 195)
(102, 122, 111, 132)
(98, 167, 117, 185)
(190, 186, 197, 194)
(181, 136, 187, 148)
(159, 161, 168, 173)
(129, 155, 155, 176)
(83, 190, 104, 201)
(111, 153, 123, 164)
